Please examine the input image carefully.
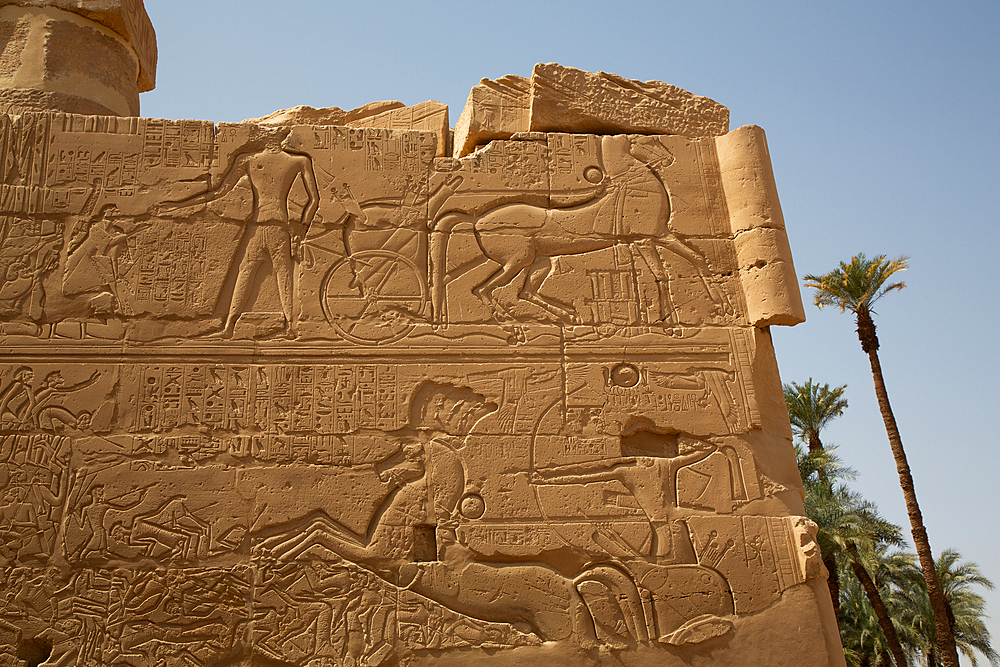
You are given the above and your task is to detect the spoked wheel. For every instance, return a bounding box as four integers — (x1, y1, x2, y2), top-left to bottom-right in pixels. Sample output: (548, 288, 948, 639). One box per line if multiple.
(321, 250, 428, 345)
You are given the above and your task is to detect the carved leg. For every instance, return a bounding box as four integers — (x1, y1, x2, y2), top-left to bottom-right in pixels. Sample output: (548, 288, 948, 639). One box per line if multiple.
(658, 235, 733, 316)
(569, 581, 600, 650)
(634, 240, 677, 327)
(429, 231, 448, 325)
(519, 256, 574, 320)
(218, 228, 267, 338)
(221, 260, 260, 336)
(473, 236, 535, 321)
(574, 566, 649, 644)
(255, 516, 374, 564)
(266, 227, 295, 328)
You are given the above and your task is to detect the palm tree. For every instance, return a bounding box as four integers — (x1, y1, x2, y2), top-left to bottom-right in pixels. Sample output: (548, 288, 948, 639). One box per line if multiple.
(784, 379, 849, 453)
(845, 540, 910, 667)
(892, 550, 999, 666)
(798, 445, 851, 620)
(799, 446, 909, 666)
(787, 378, 850, 617)
(938, 550, 999, 667)
(805, 253, 960, 667)
(839, 570, 898, 667)
(840, 547, 924, 666)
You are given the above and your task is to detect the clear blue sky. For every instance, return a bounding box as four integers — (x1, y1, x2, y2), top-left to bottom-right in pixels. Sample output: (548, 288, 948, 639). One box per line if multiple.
(142, 1, 1000, 658)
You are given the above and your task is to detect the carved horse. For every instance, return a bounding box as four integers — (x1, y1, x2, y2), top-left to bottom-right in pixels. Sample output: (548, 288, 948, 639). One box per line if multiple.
(430, 136, 730, 325)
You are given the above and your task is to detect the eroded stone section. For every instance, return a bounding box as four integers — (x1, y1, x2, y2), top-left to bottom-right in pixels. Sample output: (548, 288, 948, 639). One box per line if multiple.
(0, 0, 157, 91)
(453, 74, 531, 158)
(251, 100, 449, 158)
(0, 66, 840, 667)
(0, 2, 149, 116)
(717, 125, 805, 326)
(529, 63, 730, 137)
(249, 100, 407, 127)
(348, 100, 450, 158)
(454, 64, 730, 156)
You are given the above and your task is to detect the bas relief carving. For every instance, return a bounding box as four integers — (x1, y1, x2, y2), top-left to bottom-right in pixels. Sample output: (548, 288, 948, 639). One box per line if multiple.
(0, 66, 837, 667)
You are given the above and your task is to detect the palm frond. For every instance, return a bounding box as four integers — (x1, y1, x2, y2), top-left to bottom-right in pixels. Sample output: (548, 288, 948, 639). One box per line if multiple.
(804, 253, 909, 314)
(784, 379, 849, 448)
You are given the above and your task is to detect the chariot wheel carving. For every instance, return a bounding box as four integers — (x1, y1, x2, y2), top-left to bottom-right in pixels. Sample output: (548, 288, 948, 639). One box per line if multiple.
(320, 250, 427, 345)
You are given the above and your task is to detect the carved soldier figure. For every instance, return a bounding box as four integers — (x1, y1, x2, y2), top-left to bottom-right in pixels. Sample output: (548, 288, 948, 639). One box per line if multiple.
(0, 367, 37, 429)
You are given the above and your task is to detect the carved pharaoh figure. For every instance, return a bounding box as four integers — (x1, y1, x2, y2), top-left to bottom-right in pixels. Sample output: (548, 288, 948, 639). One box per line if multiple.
(162, 127, 320, 337)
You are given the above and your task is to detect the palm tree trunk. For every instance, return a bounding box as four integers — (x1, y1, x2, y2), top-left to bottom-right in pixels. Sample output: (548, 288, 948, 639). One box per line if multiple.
(845, 542, 908, 667)
(858, 310, 960, 667)
(824, 552, 841, 627)
(810, 433, 830, 485)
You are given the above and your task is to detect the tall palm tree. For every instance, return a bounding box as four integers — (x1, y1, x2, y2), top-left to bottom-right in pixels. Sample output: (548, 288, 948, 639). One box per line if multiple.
(805, 253, 960, 667)
(784, 379, 849, 453)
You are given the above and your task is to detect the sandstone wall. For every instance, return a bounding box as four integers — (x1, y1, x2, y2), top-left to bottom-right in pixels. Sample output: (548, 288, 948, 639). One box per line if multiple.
(0, 62, 842, 667)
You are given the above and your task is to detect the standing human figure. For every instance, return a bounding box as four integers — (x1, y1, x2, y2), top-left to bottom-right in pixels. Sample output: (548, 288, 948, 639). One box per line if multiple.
(163, 128, 319, 337)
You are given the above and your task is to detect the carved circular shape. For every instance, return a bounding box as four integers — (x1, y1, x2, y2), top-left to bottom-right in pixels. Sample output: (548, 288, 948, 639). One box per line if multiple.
(459, 494, 486, 519)
(583, 166, 604, 184)
(610, 363, 641, 388)
(321, 250, 428, 346)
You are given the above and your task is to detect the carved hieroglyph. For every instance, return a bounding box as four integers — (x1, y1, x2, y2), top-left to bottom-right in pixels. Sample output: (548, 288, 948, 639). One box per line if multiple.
(0, 61, 842, 666)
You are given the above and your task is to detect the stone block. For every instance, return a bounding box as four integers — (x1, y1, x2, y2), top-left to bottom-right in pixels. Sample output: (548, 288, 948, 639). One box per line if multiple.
(529, 62, 730, 137)
(453, 73, 530, 158)
(717, 124, 806, 326)
(247, 99, 406, 126)
(0, 0, 155, 116)
(454, 64, 730, 156)
(251, 99, 449, 157)
(347, 99, 450, 157)
(0, 0, 156, 90)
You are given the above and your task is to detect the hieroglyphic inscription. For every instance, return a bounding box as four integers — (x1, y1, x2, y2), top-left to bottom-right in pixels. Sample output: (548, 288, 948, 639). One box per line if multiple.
(47, 116, 214, 194)
(309, 127, 434, 173)
(130, 226, 209, 310)
(0, 63, 830, 665)
(127, 432, 350, 465)
(127, 364, 405, 434)
(0, 113, 50, 189)
(139, 119, 215, 171)
(465, 139, 548, 190)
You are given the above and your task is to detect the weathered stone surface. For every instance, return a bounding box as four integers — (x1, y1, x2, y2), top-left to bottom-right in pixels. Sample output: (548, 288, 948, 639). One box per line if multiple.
(717, 124, 805, 326)
(0, 0, 155, 117)
(454, 64, 730, 156)
(251, 100, 450, 157)
(453, 73, 530, 157)
(0, 0, 156, 90)
(0, 59, 840, 667)
(348, 100, 450, 157)
(248, 99, 406, 126)
(530, 63, 730, 137)
(0, 0, 157, 87)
